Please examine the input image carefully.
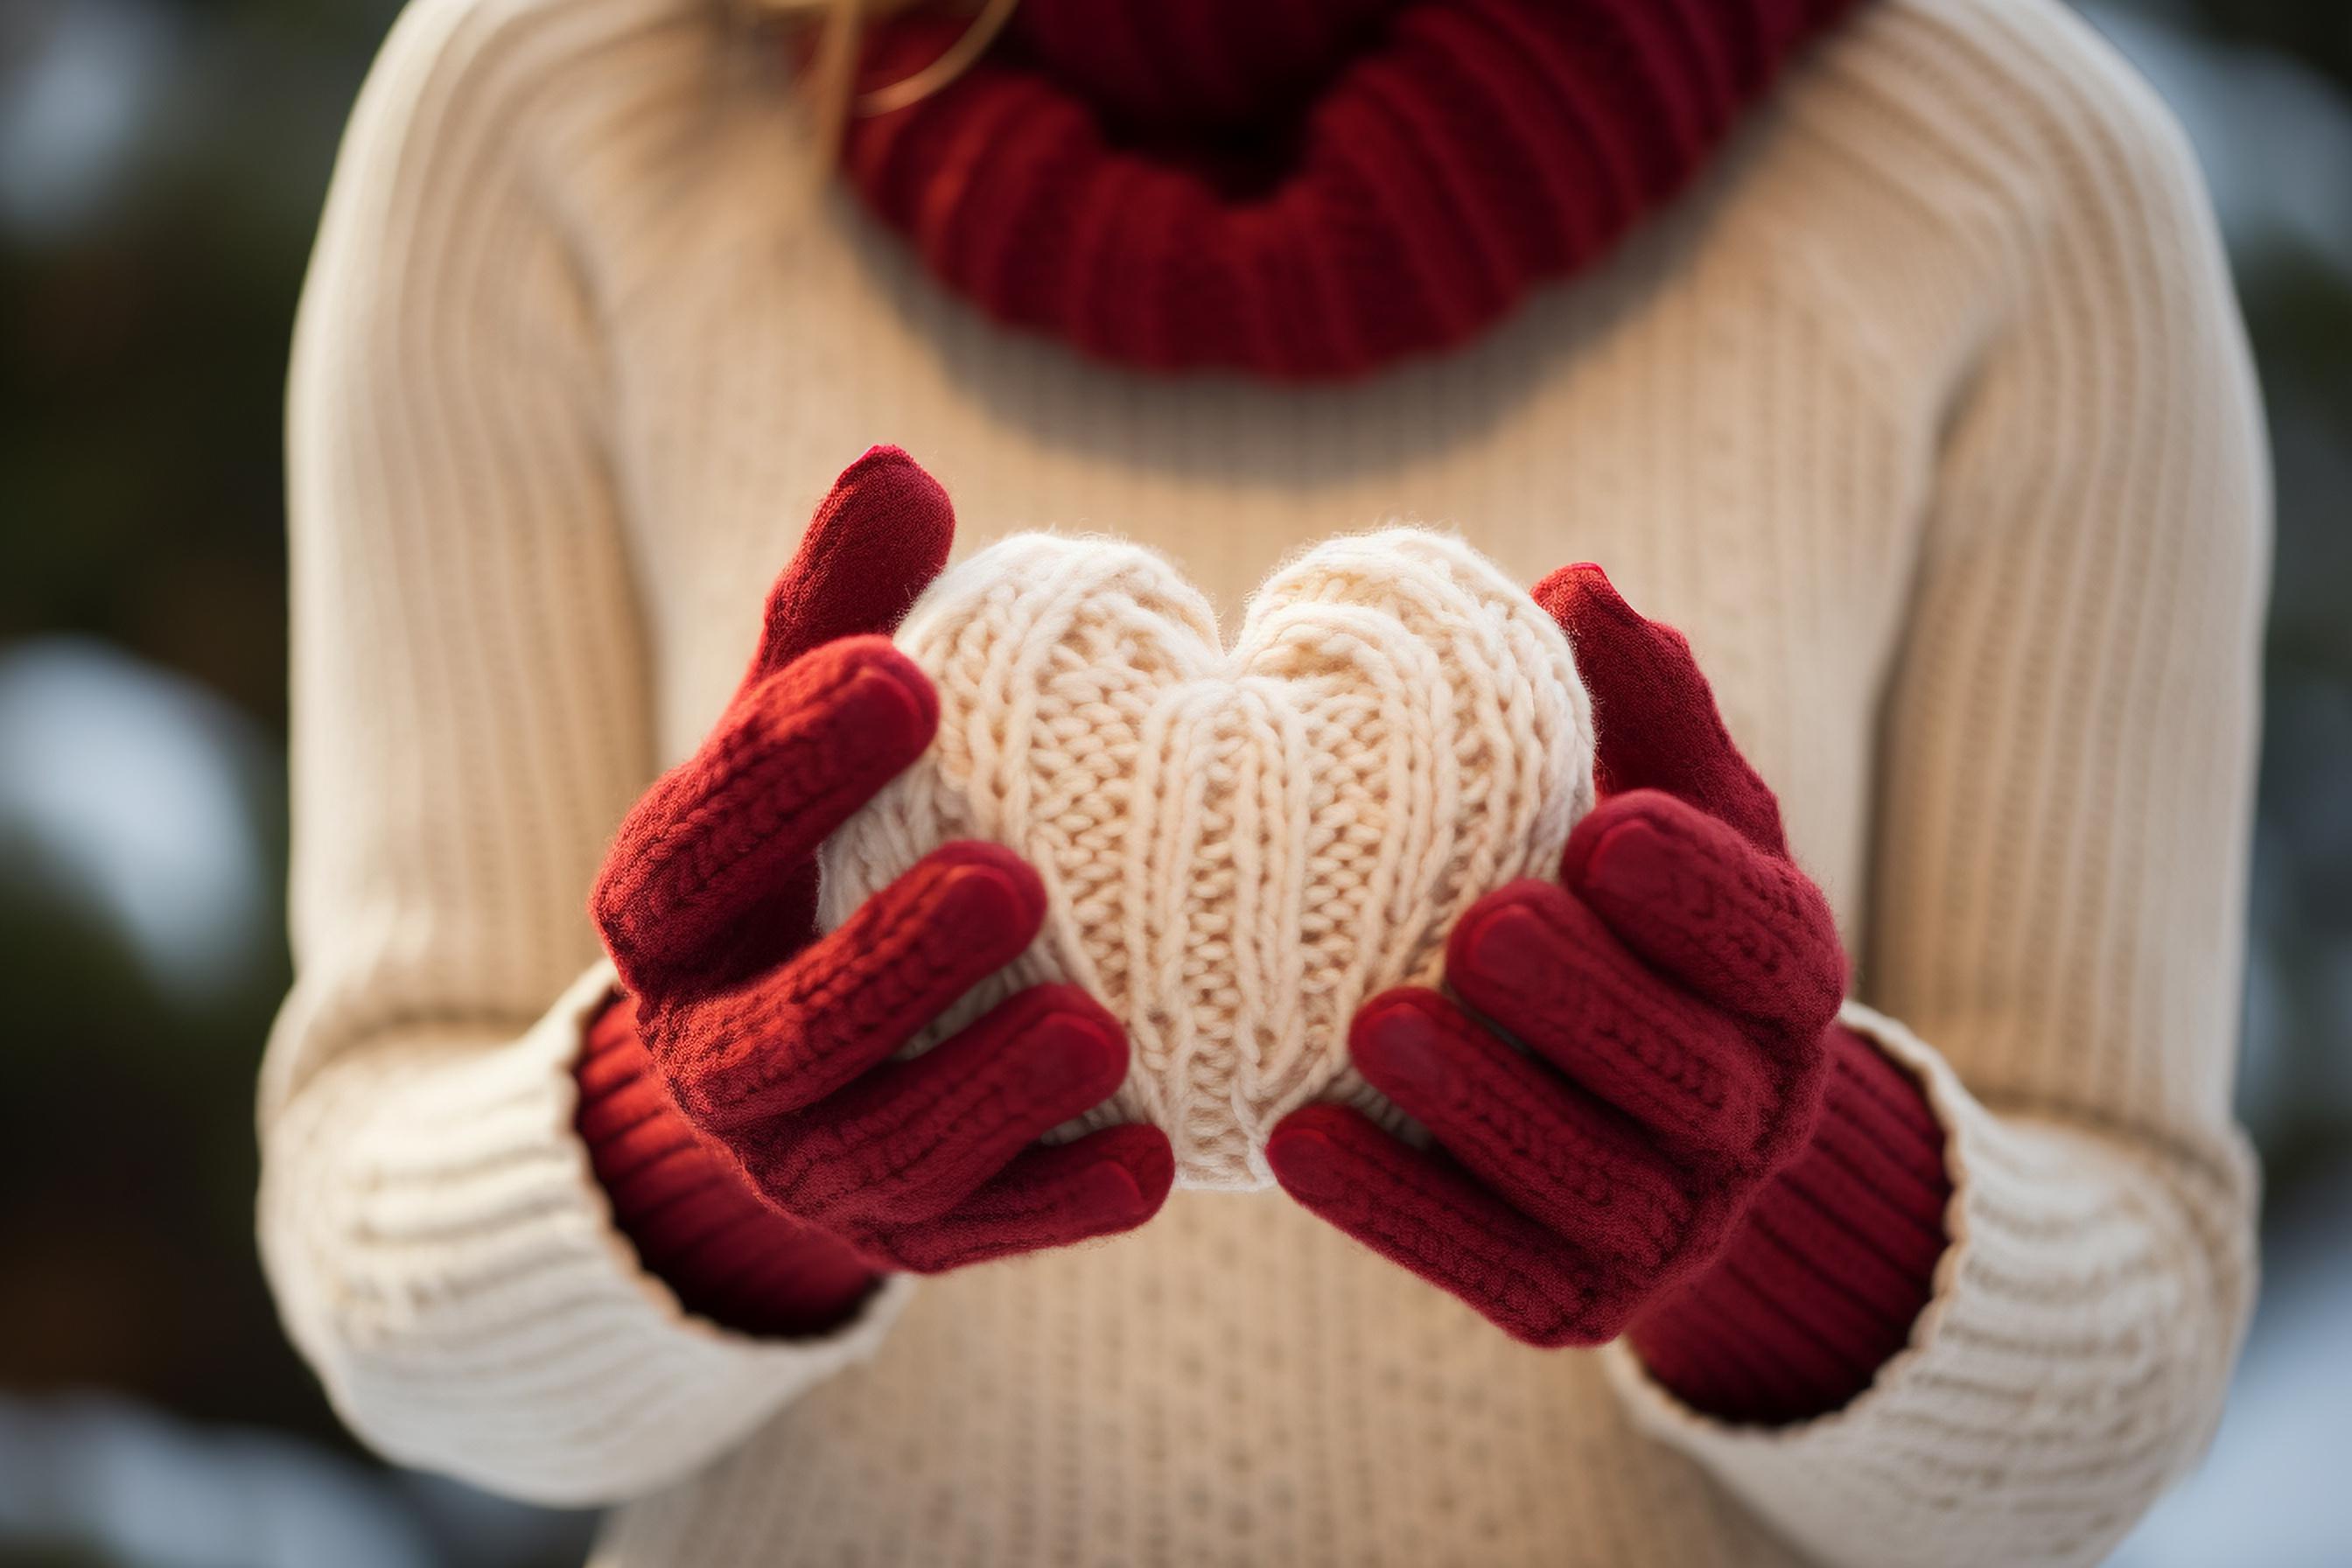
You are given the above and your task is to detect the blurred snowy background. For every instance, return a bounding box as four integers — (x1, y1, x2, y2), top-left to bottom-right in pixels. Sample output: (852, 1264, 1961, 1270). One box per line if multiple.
(1, 2, 2346, 1563)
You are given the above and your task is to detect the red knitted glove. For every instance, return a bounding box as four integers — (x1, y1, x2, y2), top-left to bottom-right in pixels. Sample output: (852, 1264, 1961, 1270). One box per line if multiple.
(578, 990, 879, 1335)
(578, 447, 1174, 1336)
(1269, 565, 1948, 1415)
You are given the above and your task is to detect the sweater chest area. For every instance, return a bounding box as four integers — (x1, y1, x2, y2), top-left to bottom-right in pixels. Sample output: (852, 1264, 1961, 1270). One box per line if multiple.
(592, 1186, 1812, 1568)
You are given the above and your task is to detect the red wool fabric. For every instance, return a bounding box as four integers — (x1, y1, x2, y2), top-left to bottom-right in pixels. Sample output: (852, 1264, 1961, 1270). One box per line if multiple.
(578, 990, 879, 1337)
(842, 0, 1862, 377)
(580, 447, 1174, 1334)
(1628, 1022, 1952, 1423)
(1271, 564, 1950, 1421)
(595, 445, 957, 1002)
(1009, 0, 1395, 132)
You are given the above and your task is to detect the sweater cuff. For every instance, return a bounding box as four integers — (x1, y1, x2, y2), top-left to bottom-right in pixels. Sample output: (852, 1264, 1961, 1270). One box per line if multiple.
(1602, 1000, 2257, 1567)
(259, 960, 914, 1504)
(1626, 1021, 1951, 1423)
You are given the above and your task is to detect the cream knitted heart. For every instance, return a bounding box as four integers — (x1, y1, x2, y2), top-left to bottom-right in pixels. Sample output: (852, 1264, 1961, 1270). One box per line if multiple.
(817, 529, 1595, 1190)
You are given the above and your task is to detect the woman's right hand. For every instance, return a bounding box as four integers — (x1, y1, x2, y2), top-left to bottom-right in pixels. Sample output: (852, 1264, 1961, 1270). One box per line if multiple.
(587, 448, 1172, 1297)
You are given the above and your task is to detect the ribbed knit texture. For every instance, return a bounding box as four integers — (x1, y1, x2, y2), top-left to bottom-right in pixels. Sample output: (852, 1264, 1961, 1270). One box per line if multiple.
(262, 0, 2267, 1560)
(1008, 0, 1393, 131)
(1628, 1022, 1952, 1422)
(816, 529, 1593, 1188)
(844, 0, 1862, 375)
(577, 990, 881, 1337)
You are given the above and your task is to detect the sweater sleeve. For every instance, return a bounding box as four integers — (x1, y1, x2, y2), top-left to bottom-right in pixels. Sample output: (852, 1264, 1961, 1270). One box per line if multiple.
(1606, 4, 2268, 1563)
(257, 0, 909, 1506)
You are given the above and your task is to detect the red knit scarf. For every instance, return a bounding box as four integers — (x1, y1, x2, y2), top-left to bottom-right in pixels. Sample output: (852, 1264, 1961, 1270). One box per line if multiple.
(842, 0, 1861, 379)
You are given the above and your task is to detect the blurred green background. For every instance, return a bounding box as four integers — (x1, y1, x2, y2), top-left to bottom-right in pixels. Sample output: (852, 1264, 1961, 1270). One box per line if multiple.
(1, 2, 2346, 1563)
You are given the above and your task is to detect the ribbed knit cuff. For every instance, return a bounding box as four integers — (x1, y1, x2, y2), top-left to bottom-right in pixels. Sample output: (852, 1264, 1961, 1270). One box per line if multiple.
(1603, 1001, 2257, 1568)
(258, 961, 915, 1504)
(577, 990, 883, 1338)
(1626, 1021, 1950, 1424)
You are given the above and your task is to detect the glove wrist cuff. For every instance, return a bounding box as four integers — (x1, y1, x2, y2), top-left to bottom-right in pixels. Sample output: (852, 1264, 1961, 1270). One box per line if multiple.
(576, 990, 882, 1338)
(1627, 1023, 1951, 1424)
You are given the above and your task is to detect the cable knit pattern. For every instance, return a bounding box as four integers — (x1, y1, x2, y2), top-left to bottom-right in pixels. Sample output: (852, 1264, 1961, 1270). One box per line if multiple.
(262, 0, 2266, 1560)
(845, 0, 1864, 375)
(817, 529, 1593, 1187)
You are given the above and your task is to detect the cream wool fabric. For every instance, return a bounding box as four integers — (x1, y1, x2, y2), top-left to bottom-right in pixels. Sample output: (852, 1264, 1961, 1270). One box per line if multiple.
(260, 0, 2270, 1561)
(817, 529, 1595, 1189)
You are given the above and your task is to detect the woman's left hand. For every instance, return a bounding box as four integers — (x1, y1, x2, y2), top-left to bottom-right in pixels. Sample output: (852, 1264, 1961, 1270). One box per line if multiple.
(1267, 564, 1848, 1347)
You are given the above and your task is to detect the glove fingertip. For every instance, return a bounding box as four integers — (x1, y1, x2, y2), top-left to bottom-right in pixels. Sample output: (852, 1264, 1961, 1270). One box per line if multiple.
(1532, 561, 1668, 661)
(1348, 990, 1461, 1108)
(1265, 1104, 1376, 1207)
(1442, 879, 1579, 996)
(749, 447, 956, 682)
(1562, 804, 1683, 904)
(1085, 1124, 1176, 1220)
(1348, 985, 1450, 1046)
(1529, 560, 1618, 622)
(808, 443, 956, 587)
(1002, 987, 1131, 1105)
(923, 841, 1050, 942)
(802, 634, 941, 748)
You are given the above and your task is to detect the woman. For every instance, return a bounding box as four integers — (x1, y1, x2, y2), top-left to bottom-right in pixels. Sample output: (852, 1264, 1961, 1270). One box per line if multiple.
(261, 0, 2265, 1561)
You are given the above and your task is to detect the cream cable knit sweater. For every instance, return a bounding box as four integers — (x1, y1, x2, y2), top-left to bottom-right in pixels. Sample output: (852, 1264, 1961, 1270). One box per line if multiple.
(261, 0, 2269, 1561)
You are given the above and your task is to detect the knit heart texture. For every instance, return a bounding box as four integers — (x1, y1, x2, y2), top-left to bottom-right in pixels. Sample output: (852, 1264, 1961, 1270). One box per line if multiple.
(817, 529, 1594, 1189)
